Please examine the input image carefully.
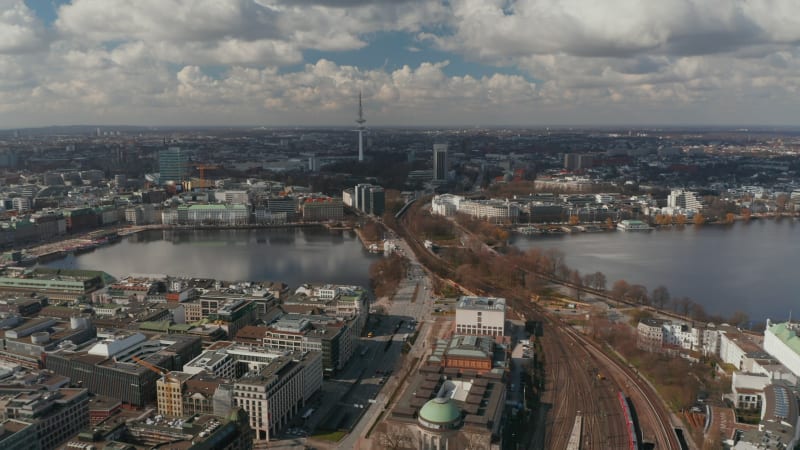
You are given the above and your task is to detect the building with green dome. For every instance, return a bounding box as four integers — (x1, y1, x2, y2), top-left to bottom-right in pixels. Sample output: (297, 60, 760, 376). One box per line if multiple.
(417, 397, 463, 450)
(385, 366, 505, 450)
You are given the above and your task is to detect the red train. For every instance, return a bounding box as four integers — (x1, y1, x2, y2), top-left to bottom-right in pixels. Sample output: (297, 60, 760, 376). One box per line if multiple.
(618, 391, 639, 450)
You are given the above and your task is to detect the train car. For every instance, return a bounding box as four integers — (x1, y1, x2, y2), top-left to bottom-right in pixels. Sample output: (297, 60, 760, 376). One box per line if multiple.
(618, 392, 639, 450)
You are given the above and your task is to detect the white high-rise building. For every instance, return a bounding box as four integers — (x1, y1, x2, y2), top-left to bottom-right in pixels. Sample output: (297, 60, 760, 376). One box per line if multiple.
(667, 189, 702, 211)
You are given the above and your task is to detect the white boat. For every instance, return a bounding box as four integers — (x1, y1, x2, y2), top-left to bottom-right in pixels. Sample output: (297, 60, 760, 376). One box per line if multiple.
(616, 220, 652, 231)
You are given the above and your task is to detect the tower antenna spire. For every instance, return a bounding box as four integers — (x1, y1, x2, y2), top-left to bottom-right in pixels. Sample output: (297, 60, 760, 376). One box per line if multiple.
(356, 90, 366, 162)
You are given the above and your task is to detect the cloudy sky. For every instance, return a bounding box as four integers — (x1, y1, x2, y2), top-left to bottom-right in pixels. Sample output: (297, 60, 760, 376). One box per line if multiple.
(3, 0, 800, 127)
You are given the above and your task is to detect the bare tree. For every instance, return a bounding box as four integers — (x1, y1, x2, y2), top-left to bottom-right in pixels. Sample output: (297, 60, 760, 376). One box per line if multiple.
(729, 311, 749, 328)
(651, 285, 670, 309)
(374, 423, 416, 450)
(593, 271, 607, 291)
(569, 269, 583, 301)
(610, 280, 630, 301)
(627, 284, 649, 305)
(453, 428, 491, 450)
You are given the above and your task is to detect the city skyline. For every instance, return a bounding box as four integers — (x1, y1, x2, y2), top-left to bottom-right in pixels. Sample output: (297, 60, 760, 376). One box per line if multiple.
(2, 1, 800, 127)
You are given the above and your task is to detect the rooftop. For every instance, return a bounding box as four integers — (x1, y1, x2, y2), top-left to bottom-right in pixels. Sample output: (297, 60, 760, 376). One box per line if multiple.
(768, 322, 800, 355)
(457, 296, 506, 311)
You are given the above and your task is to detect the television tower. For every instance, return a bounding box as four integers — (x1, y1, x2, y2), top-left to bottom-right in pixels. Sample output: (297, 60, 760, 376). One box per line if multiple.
(356, 91, 366, 162)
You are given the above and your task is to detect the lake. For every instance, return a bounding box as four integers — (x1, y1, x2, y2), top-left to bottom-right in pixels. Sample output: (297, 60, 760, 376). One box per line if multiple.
(511, 219, 800, 324)
(42, 228, 380, 289)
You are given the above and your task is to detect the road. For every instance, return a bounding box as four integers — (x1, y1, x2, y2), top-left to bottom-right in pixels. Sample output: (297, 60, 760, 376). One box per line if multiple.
(333, 231, 438, 450)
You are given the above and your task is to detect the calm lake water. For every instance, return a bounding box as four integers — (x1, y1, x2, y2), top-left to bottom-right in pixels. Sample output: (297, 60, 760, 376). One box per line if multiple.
(511, 219, 800, 324)
(42, 228, 380, 288)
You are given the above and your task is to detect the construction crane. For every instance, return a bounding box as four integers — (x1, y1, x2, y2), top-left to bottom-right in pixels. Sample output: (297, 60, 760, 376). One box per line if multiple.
(131, 354, 178, 383)
(194, 164, 219, 189)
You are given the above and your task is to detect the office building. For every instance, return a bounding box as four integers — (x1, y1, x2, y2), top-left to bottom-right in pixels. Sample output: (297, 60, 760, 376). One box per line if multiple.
(354, 184, 385, 216)
(45, 332, 201, 406)
(455, 296, 506, 337)
(4, 388, 89, 450)
(64, 409, 254, 450)
(301, 198, 344, 221)
(157, 371, 194, 417)
(0, 419, 38, 450)
(0, 268, 107, 302)
(564, 153, 594, 171)
(159, 147, 188, 184)
(233, 351, 322, 441)
(433, 144, 448, 182)
(457, 199, 520, 224)
(262, 314, 353, 375)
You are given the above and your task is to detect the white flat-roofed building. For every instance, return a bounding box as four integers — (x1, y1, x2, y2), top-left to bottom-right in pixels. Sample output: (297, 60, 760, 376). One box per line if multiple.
(731, 371, 770, 410)
(457, 199, 520, 223)
(719, 325, 764, 370)
(87, 332, 147, 358)
(183, 349, 237, 379)
(455, 296, 506, 337)
(431, 194, 463, 217)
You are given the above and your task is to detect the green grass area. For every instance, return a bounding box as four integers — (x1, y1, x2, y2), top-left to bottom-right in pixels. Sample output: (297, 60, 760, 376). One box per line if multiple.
(312, 430, 347, 442)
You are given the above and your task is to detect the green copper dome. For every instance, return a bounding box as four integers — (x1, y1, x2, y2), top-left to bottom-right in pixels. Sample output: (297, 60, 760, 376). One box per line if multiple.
(419, 397, 461, 424)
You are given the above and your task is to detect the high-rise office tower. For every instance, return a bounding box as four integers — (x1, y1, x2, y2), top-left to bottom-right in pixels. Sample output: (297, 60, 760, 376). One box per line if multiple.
(356, 91, 366, 162)
(433, 143, 448, 182)
(159, 147, 188, 184)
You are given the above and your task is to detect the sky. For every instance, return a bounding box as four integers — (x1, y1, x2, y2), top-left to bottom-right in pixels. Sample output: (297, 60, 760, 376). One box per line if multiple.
(2, 0, 800, 127)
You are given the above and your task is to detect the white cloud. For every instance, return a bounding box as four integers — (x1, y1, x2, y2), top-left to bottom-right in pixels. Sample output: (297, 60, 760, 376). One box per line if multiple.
(0, 0, 48, 54)
(2, 0, 800, 125)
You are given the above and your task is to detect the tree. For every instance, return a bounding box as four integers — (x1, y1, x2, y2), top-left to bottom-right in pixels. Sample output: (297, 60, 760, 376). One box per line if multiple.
(741, 208, 752, 221)
(611, 280, 630, 301)
(676, 297, 692, 316)
(375, 423, 415, 450)
(569, 270, 583, 301)
(627, 284, 649, 305)
(676, 214, 687, 225)
(453, 429, 491, 450)
(776, 193, 790, 214)
(693, 213, 706, 226)
(651, 285, 670, 309)
(568, 215, 580, 225)
(605, 217, 614, 229)
(729, 311, 749, 328)
(724, 212, 735, 224)
(592, 271, 607, 291)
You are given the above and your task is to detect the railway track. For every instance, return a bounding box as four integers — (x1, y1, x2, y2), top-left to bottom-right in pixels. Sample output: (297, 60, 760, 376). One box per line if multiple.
(574, 330, 680, 450)
(540, 318, 630, 449)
